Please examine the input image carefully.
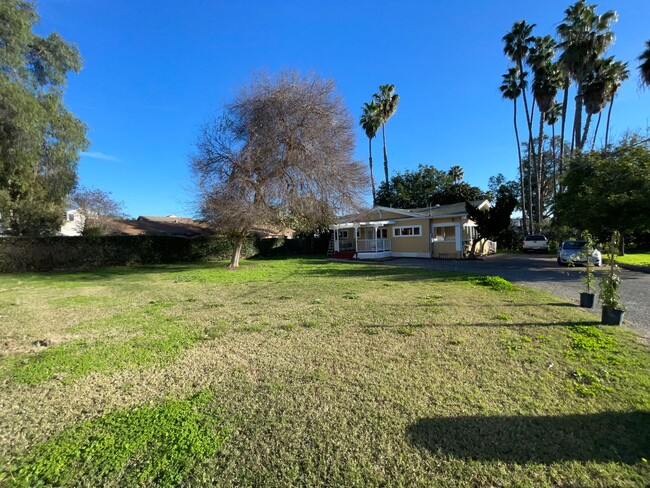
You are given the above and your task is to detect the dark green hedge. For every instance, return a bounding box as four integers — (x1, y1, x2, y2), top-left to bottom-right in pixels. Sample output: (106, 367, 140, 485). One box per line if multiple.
(0, 234, 331, 272)
(0, 235, 259, 272)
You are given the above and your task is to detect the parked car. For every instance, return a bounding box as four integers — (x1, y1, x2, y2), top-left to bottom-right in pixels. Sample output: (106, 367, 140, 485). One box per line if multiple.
(557, 240, 602, 266)
(522, 234, 548, 253)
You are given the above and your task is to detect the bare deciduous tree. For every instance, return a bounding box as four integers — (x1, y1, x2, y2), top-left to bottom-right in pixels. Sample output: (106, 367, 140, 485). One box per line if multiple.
(191, 71, 369, 268)
(70, 187, 125, 235)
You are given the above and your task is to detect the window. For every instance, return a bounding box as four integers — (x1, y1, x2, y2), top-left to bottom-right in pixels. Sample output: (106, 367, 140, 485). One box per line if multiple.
(433, 226, 456, 241)
(68, 213, 75, 222)
(338, 230, 348, 238)
(376, 228, 387, 239)
(394, 225, 421, 237)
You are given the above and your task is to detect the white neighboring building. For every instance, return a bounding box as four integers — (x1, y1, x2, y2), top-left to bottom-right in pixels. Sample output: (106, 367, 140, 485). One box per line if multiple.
(59, 209, 85, 236)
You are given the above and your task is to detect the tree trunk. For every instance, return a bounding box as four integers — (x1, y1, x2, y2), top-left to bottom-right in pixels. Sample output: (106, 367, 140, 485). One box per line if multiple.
(591, 112, 602, 150)
(573, 85, 584, 151)
(537, 111, 544, 226)
(581, 112, 593, 151)
(513, 99, 528, 235)
(620, 233, 625, 256)
(381, 123, 389, 186)
(229, 234, 246, 269)
(604, 95, 615, 149)
(368, 137, 376, 204)
(559, 81, 569, 193)
(518, 60, 536, 233)
(551, 123, 557, 214)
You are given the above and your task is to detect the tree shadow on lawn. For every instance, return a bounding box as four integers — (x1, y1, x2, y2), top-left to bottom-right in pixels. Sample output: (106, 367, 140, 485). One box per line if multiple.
(305, 265, 477, 283)
(361, 319, 601, 331)
(10, 264, 209, 283)
(407, 411, 650, 464)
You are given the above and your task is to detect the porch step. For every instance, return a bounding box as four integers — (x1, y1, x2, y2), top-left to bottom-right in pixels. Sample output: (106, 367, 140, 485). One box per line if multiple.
(327, 233, 335, 256)
(332, 250, 356, 260)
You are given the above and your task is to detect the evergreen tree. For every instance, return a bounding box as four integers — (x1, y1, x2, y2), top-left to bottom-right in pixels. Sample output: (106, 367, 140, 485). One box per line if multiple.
(0, 0, 88, 235)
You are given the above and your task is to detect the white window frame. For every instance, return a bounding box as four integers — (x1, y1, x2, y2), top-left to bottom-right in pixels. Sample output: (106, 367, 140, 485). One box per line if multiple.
(393, 225, 422, 237)
(433, 225, 456, 241)
(338, 230, 349, 239)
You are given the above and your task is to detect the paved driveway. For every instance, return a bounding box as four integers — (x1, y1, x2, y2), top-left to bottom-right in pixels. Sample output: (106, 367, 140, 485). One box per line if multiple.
(389, 254, 650, 343)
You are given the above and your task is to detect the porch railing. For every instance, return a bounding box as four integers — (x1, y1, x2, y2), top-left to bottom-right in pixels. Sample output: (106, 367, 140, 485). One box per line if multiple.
(357, 239, 391, 252)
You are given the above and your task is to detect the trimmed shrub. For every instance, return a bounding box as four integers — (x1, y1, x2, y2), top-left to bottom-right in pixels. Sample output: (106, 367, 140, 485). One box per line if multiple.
(0, 235, 258, 272)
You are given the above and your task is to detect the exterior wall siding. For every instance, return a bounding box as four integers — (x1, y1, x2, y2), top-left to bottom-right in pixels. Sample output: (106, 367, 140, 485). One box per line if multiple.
(431, 241, 461, 259)
(387, 218, 430, 255)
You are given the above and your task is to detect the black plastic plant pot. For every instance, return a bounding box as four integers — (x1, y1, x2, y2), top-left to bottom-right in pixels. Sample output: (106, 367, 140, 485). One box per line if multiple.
(601, 306, 625, 325)
(579, 292, 595, 308)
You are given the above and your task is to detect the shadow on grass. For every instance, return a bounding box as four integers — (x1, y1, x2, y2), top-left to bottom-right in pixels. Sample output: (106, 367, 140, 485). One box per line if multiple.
(407, 411, 650, 464)
(303, 264, 476, 283)
(361, 319, 601, 331)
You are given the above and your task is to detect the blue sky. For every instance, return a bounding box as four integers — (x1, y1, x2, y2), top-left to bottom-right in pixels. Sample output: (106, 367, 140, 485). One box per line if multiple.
(37, 0, 650, 217)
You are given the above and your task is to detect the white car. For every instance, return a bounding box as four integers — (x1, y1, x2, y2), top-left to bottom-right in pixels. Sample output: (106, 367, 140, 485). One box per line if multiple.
(557, 240, 602, 266)
(522, 234, 548, 253)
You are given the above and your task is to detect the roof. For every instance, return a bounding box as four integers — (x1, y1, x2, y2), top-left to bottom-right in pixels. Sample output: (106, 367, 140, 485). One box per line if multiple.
(333, 200, 490, 225)
(108, 216, 293, 238)
(111, 216, 208, 237)
(410, 200, 490, 218)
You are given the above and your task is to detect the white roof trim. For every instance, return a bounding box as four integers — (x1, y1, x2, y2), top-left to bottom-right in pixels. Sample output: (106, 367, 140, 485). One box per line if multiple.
(332, 220, 395, 229)
(372, 206, 429, 218)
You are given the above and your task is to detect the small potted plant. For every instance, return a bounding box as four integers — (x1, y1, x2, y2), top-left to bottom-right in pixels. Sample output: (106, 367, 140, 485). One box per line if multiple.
(579, 232, 596, 308)
(599, 231, 625, 325)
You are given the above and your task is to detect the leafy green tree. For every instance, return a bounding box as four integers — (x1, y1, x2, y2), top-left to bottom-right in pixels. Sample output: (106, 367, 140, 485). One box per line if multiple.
(375, 164, 487, 209)
(372, 84, 399, 186)
(557, 135, 650, 250)
(465, 185, 518, 256)
(0, 0, 88, 235)
(638, 40, 650, 87)
(487, 174, 519, 203)
(359, 101, 381, 203)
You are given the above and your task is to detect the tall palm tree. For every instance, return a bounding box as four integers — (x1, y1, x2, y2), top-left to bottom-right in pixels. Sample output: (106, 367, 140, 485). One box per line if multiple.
(503, 20, 536, 231)
(448, 165, 464, 184)
(602, 60, 629, 148)
(373, 84, 399, 186)
(359, 101, 381, 203)
(639, 40, 650, 87)
(557, 0, 617, 152)
(528, 35, 560, 225)
(500, 68, 529, 234)
(580, 57, 628, 149)
(545, 102, 562, 205)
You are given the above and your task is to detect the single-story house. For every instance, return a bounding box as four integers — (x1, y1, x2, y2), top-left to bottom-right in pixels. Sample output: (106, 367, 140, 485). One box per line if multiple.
(330, 200, 495, 260)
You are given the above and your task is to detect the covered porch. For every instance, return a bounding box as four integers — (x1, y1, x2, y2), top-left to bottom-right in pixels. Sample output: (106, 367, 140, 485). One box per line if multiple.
(331, 220, 394, 260)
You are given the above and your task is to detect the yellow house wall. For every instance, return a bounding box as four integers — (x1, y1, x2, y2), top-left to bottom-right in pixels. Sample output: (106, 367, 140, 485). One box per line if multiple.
(431, 241, 462, 258)
(387, 218, 430, 255)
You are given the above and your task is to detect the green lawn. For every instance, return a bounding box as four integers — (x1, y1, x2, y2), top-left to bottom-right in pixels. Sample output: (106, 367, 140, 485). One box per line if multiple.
(616, 251, 650, 269)
(1, 257, 649, 487)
